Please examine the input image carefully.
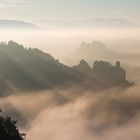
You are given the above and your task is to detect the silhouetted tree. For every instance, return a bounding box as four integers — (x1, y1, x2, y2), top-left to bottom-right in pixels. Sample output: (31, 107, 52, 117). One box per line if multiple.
(0, 110, 25, 140)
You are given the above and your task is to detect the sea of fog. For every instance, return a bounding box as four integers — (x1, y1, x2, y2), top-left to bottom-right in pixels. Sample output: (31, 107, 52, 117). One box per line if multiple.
(1, 85, 140, 140)
(0, 27, 140, 140)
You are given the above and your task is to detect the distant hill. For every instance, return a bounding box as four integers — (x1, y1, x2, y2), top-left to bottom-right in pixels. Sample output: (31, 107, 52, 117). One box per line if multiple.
(72, 41, 140, 65)
(0, 20, 39, 29)
(0, 41, 132, 96)
(43, 18, 138, 28)
(70, 41, 120, 65)
(79, 18, 137, 27)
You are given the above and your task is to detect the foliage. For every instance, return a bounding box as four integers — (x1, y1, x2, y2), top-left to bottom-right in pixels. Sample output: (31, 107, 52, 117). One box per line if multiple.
(0, 110, 25, 140)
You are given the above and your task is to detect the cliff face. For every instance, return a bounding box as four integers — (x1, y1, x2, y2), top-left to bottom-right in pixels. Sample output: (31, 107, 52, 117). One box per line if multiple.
(73, 60, 92, 75)
(92, 61, 126, 86)
(73, 60, 133, 87)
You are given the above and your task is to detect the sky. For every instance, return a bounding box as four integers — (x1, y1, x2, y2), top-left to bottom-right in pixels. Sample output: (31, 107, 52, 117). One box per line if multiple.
(0, 0, 139, 24)
(0, 0, 140, 58)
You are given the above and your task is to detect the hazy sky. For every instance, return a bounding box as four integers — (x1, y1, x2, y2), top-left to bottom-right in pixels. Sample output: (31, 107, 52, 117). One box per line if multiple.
(0, 0, 139, 24)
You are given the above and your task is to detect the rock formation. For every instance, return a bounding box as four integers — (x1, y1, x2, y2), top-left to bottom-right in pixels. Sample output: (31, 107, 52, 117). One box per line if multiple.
(73, 60, 133, 87)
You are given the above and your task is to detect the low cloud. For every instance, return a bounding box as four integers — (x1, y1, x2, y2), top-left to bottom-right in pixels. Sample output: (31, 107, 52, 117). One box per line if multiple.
(1, 85, 140, 140)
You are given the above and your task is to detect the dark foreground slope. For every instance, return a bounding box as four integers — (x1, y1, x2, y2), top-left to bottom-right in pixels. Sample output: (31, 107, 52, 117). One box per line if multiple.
(0, 41, 132, 96)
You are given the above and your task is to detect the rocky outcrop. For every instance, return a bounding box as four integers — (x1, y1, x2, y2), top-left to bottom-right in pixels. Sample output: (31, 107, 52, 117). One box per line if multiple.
(73, 60, 133, 87)
(72, 59, 91, 75)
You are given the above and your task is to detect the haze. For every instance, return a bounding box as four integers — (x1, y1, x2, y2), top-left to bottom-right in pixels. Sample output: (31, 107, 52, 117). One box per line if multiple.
(0, 1, 140, 140)
(0, 0, 139, 61)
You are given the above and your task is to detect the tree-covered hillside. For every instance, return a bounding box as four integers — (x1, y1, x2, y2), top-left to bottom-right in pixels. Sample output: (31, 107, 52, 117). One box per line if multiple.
(0, 41, 132, 96)
(0, 41, 86, 96)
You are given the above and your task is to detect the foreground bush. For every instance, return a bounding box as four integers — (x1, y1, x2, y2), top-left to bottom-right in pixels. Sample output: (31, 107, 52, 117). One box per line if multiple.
(0, 110, 25, 140)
